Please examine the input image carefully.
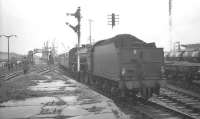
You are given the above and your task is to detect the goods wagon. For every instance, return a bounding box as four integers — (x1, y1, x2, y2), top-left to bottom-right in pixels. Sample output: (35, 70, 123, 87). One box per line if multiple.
(165, 61, 200, 83)
(68, 47, 77, 72)
(57, 53, 69, 68)
(165, 50, 200, 63)
(86, 34, 165, 99)
(164, 50, 200, 83)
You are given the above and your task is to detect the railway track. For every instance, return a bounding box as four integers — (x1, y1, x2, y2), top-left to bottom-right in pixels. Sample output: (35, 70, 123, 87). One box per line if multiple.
(4, 70, 23, 81)
(0, 65, 52, 81)
(111, 86, 200, 119)
(30, 65, 50, 74)
(125, 87, 200, 119)
(0, 70, 23, 81)
(31, 64, 59, 74)
(116, 100, 185, 119)
(115, 90, 200, 119)
(149, 88, 200, 118)
(0, 73, 5, 79)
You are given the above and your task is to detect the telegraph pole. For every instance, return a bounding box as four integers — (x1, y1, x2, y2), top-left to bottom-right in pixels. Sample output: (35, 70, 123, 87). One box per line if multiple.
(0, 35, 17, 71)
(66, 7, 81, 72)
(169, 0, 173, 52)
(108, 13, 119, 28)
(89, 19, 93, 45)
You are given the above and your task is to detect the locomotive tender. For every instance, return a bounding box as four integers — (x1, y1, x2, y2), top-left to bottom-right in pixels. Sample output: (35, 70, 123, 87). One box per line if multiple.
(59, 34, 166, 99)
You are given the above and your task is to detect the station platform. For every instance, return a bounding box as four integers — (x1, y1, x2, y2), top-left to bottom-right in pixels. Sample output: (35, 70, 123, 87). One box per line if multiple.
(0, 70, 128, 119)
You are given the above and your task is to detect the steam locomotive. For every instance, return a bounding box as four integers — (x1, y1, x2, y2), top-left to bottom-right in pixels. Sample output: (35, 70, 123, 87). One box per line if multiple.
(58, 34, 166, 99)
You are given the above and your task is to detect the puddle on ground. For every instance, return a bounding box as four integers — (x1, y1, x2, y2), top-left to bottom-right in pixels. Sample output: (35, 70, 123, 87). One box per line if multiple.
(61, 106, 90, 116)
(29, 78, 78, 92)
(44, 75, 52, 79)
(60, 96, 77, 105)
(0, 97, 58, 107)
(60, 101, 116, 118)
(29, 80, 68, 91)
(0, 97, 57, 119)
(64, 112, 119, 119)
(65, 83, 76, 87)
(0, 105, 41, 119)
(81, 101, 110, 113)
(33, 79, 48, 83)
(78, 98, 102, 105)
(64, 86, 77, 91)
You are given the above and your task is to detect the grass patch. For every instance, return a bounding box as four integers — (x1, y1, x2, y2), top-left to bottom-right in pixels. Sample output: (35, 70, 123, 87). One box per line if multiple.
(0, 74, 47, 103)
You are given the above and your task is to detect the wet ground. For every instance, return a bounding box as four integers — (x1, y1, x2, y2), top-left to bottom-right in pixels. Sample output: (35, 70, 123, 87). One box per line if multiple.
(0, 70, 128, 119)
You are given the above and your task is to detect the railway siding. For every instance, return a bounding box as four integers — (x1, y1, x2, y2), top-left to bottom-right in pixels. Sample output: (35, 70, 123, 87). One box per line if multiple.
(148, 87, 200, 119)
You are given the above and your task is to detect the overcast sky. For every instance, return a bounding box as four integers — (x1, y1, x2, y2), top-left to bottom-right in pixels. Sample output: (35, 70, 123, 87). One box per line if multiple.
(0, 0, 200, 54)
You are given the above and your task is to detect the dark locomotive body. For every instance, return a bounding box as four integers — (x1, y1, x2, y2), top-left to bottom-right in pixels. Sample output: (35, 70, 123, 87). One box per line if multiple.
(59, 34, 166, 99)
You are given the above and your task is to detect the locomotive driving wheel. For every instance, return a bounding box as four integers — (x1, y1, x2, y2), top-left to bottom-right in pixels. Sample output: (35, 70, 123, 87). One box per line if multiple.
(102, 79, 112, 97)
(83, 72, 89, 84)
(88, 73, 93, 85)
(110, 85, 119, 99)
